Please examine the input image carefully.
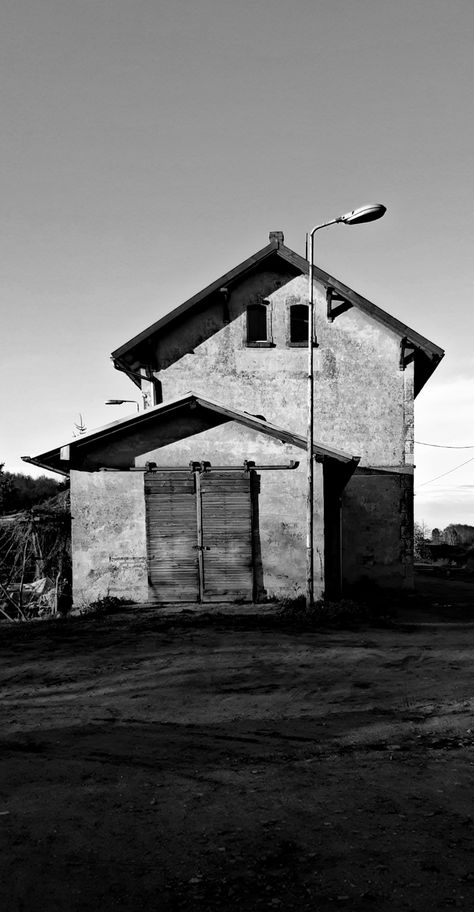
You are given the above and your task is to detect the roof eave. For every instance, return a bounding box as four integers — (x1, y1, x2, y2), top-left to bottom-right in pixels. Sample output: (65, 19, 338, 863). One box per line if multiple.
(298, 256, 444, 364)
(277, 244, 444, 392)
(21, 455, 69, 477)
(111, 239, 293, 365)
(111, 240, 444, 388)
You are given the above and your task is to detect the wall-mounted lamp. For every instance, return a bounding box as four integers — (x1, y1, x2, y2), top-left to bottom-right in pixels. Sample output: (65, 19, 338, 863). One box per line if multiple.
(105, 399, 140, 413)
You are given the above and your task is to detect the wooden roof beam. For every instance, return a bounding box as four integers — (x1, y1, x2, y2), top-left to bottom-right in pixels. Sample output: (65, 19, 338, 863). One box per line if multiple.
(326, 287, 353, 323)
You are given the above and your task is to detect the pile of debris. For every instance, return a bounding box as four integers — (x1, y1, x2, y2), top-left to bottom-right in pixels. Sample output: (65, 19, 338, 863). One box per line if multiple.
(0, 490, 71, 622)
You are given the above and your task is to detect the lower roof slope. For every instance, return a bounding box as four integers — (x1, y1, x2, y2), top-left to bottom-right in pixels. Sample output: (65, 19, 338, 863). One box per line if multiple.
(23, 393, 360, 482)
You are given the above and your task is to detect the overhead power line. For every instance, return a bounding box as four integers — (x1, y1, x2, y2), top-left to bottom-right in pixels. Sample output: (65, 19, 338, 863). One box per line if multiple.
(415, 441, 474, 449)
(416, 456, 474, 489)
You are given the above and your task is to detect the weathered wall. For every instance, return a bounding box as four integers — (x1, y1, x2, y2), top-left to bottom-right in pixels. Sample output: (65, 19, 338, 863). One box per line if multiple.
(71, 470, 148, 606)
(151, 264, 297, 371)
(342, 470, 414, 589)
(137, 422, 326, 600)
(403, 361, 415, 467)
(146, 272, 414, 589)
(153, 275, 408, 468)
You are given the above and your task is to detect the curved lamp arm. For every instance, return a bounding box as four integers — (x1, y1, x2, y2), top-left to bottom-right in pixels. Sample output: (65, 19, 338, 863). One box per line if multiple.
(306, 203, 386, 609)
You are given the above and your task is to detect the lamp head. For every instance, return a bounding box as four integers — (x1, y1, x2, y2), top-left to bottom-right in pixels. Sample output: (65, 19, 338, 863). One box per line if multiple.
(338, 203, 386, 225)
(105, 399, 125, 405)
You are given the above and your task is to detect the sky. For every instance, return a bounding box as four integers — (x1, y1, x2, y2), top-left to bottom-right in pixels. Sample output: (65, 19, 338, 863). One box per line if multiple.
(1, 0, 473, 532)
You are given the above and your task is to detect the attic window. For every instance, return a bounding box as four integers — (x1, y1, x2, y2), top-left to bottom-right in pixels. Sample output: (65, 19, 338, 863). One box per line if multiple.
(289, 304, 308, 345)
(247, 302, 271, 345)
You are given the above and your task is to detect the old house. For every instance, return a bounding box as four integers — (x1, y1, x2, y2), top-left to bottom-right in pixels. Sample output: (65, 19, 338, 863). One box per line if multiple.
(26, 231, 444, 606)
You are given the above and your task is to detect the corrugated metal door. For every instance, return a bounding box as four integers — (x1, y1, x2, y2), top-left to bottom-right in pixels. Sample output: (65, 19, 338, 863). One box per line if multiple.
(145, 471, 199, 601)
(200, 471, 253, 602)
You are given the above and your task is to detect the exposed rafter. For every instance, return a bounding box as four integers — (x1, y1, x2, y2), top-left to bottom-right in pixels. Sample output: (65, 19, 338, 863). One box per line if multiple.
(326, 287, 353, 323)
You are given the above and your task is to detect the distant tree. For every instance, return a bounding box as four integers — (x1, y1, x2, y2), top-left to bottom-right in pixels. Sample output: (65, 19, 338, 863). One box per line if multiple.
(0, 463, 14, 513)
(444, 526, 459, 546)
(431, 528, 441, 543)
(443, 524, 474, 547)
(0, 465, 64, 515)
(414, 521, 431, 561)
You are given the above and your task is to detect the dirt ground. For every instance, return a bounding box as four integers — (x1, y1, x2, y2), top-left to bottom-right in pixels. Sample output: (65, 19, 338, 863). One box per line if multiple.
(2, 572, 474, 911)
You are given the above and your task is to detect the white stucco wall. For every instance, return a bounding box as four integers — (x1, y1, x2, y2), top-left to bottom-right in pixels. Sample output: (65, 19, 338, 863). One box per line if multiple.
(154, 274, 407, 468)
(70, 470, 148, 606)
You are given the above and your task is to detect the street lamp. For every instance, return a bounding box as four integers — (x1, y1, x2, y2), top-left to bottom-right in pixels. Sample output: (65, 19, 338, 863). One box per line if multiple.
(105, 399, 140, 413)
(306, 203, 386, 609)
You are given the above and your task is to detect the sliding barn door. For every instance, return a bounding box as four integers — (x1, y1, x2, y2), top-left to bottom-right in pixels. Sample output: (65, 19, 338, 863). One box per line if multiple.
(200, 471, 253, 602)
(145, 471, 199, 601)
(145, 469, 253, 603)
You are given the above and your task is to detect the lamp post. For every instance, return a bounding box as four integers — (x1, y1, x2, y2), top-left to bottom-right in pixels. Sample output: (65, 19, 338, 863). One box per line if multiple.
(105, 399, 140, 413)
(306, 203, 386, 609)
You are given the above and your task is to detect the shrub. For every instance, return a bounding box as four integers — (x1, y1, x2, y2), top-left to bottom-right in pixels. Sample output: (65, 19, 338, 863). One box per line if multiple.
(278, 594, 382, 627)
(74, 595, 132, 617)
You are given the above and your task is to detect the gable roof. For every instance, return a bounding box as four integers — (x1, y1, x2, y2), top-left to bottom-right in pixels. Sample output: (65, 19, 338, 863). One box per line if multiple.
(22, 392, 359, 481)
(111, 233, 444, 396)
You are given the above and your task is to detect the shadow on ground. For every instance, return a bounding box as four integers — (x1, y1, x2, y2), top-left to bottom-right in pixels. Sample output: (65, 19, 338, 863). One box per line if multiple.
(1, 570, 474, 911)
